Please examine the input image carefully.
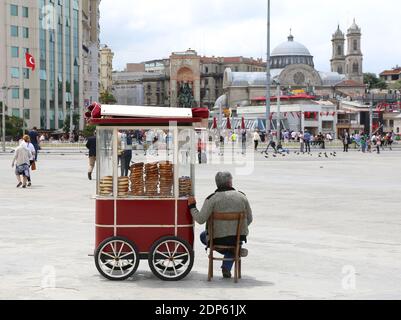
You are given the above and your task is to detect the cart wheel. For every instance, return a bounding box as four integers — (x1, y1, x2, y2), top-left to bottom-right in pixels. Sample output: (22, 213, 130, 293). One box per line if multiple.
(95, 237, 140, 281)
(148, 236, 194, 281)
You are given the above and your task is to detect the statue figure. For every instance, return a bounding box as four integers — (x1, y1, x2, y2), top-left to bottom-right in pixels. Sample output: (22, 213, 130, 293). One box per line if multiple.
(178, 83, 195, 108)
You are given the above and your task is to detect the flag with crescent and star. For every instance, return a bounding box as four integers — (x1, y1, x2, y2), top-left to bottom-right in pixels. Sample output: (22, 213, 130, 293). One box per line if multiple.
(25, 53, 36, 71)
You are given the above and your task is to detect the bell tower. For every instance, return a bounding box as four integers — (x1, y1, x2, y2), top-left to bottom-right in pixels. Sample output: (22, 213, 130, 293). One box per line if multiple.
(331, 25, 346, 75)
(345, 19, 363, 83)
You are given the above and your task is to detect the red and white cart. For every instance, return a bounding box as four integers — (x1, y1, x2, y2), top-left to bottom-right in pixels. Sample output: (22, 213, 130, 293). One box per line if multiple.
(88, 105, 207, 281)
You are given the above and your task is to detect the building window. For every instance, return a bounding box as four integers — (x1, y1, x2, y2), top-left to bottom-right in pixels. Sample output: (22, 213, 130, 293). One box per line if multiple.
(352, 62, 359, 73)
(337, 45, 342, 56)
(11, 46, 19, 58)
(353, 40, 358, 51)
(11, 25, 18, 37)
(24, 89, 30, 99)
(24, 109, 30, 120)
(11, 67, 19, 78)
(22, 27, 29, 38)
(12, 108, 20, 118)
(10, 4, 18, 16)
(205, 67, 209, 74)
(337, 66, 343, 74)
(23, 68, 30, 79)
(12, 88, 19, 99)
(22, 6, 29, 18)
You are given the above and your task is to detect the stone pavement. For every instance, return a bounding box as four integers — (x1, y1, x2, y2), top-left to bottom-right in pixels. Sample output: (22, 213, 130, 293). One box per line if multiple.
(0, 149, 401, 300)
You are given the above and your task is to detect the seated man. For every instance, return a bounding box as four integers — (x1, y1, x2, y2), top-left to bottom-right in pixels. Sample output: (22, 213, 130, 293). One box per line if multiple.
(188, 172, 253, 279)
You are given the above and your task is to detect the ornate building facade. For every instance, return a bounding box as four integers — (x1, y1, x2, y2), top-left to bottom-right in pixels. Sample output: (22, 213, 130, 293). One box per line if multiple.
(331, 20, 363, 83)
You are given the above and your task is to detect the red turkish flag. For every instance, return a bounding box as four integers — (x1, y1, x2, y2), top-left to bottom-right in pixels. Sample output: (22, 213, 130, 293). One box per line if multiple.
(25, 53, 35, 71)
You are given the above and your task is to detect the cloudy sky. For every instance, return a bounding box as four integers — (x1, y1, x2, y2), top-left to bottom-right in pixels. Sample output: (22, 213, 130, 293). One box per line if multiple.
(100, 0, 400, 75)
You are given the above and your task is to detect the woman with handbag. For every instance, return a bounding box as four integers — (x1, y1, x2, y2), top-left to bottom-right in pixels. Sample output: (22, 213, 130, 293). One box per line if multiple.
(23, 135, 36, 187)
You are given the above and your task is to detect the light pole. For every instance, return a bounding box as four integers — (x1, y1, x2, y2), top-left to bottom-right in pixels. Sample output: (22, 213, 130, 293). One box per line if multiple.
(276, 82, 282, 148)
(1, 85, 20, 152)
(66, 93, 73, 142)
(369, 87, 373, 138)
(265, 0, 271, 134)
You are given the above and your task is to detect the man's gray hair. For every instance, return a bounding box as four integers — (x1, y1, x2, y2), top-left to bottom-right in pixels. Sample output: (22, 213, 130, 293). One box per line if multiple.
(215, 172, 233, 189)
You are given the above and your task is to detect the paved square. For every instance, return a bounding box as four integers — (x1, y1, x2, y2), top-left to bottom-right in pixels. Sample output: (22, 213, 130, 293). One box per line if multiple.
(1, 149, 401, 299)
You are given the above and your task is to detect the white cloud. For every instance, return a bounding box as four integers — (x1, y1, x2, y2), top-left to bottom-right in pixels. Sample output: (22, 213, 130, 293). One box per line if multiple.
(100, 0, 401, 74)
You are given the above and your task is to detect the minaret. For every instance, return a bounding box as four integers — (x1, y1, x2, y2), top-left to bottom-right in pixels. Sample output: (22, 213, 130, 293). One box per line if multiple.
(330, 25, 346, 74)
(345, 19, 363, 83)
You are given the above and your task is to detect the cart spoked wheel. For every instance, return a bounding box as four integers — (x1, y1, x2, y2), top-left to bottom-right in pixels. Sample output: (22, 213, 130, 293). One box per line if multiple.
(95, 237, 140, 281)
(148, 236, 194, 281)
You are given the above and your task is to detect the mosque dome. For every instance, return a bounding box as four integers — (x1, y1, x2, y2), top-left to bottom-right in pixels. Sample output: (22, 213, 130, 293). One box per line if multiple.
(271, 34, 314, 69)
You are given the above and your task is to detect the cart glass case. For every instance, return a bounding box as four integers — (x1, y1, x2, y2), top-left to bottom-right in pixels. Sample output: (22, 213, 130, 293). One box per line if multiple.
(96, 126, 195, 199)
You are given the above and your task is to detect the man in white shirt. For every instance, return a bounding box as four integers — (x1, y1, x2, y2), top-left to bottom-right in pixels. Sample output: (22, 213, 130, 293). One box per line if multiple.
(23, 135, 36, 187)
(12, 140, 32, 188)
(253, 130, 261, 151)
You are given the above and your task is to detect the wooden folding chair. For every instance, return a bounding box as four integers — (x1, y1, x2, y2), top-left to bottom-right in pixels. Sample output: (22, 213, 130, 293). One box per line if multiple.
(207, 212, 245, 283)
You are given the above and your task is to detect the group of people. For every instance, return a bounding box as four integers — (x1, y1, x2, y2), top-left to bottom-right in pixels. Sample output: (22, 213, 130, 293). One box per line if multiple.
(252, 129, 331, 154)
(342, 131, 395, 154)
(11, 127, 40, 188)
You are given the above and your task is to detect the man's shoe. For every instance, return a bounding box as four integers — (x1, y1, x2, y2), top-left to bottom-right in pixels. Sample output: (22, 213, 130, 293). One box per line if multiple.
(222, 268, 232, 279)
(16, 182, 22, 188)
(27, 182, 32, 187)
(88, 172, 92, 180)
(22, 185, 27, 189)
(240, 248, 248, 258)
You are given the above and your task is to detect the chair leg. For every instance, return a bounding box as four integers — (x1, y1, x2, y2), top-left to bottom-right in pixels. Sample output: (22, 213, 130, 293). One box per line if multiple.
(234, 250, 239, 283)
(239, 258, 242, 279)
(208, 248, 213, 281)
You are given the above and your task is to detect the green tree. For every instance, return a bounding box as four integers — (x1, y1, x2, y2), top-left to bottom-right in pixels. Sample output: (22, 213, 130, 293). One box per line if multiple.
(83, 124, 96, 138)
(63, 113, 80, 134)
(364, 73, 387, 90)
(389, 80, 401, 90)
(3, 116, 26, 140)
(99, 91, 117, 104)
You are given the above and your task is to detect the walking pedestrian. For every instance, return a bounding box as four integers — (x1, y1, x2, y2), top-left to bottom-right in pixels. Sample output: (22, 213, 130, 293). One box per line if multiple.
(12, 140, 32, 188)
(253, 130, 261, 151)
(264, 130, 277, 154)
(360, 133, 367, 153)
(241, 129, 247, 155)
(299, 131, 305, 153)
(343, 131, 350, 152)
(28, 127, 40, 161)
(121, 132, 133, 176)
(376, 134, 382, 154)
(304, 130, 311, 153)
(197, 138, 206, 164)
(86, 132, 96, 180)
(22, 135, 36, 187)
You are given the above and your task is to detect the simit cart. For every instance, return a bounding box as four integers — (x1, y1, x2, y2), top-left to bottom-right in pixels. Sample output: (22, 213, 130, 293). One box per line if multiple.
(88, 105, 207, 281)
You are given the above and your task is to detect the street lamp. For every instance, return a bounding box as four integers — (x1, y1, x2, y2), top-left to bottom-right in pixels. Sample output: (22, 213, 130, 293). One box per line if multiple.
(275, 81, 282, 148)
(1, 85, 20, 152)
(368, 84, 374, 138)
(265, 0, 271, 134)
(66, 93, 74, 142)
